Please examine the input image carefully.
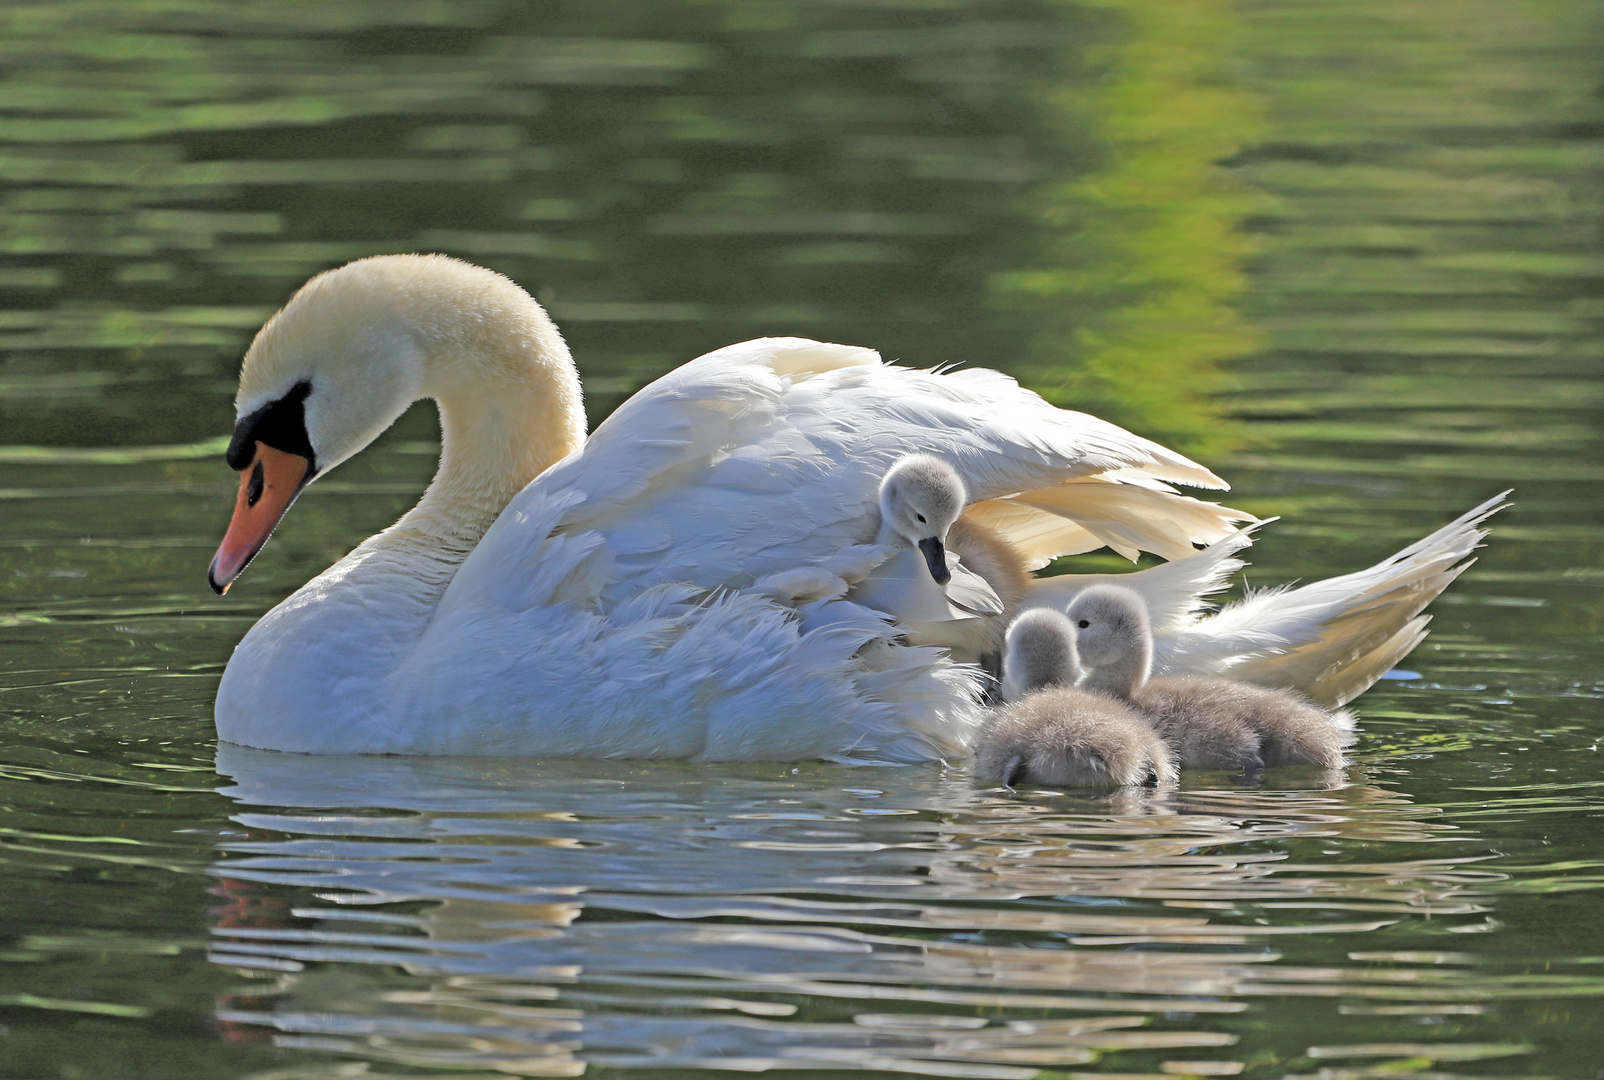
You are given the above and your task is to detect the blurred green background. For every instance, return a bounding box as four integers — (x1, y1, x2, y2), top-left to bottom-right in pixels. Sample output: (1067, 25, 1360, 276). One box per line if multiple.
(2, 2, 1603, 1078)
(4, 1, 1599, 468)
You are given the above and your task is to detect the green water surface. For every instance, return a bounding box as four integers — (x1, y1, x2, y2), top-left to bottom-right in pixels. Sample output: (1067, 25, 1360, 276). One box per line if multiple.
(1, 1, 1602, 1077)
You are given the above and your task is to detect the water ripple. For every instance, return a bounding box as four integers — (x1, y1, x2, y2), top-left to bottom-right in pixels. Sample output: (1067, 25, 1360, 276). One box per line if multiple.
(176, 748, 1596, 1075)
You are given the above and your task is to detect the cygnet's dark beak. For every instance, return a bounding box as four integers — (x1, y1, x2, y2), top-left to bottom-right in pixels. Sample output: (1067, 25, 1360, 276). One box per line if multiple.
(918, 536, 951, 585)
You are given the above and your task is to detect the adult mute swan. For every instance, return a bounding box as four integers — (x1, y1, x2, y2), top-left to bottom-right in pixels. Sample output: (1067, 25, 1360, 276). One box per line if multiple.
(208, 254, 1250, 761)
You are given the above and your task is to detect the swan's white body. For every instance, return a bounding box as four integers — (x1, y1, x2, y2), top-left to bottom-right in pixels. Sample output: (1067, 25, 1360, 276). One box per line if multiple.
(211, 255, 1499, 760)
(214, 257, 1252, 761)
(851, 548, 998, 626)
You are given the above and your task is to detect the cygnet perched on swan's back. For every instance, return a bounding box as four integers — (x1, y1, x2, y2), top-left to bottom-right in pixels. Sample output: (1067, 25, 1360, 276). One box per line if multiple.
(849, 455, 1003, 639)
(875, 455, 968, 574)
(973, 609, 1176, 788)
(1069, 584, 1355, 771)
(876, 454, 1032, 669)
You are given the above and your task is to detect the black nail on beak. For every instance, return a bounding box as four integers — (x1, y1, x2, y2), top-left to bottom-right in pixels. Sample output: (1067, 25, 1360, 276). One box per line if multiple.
(917, 536, 950, 585)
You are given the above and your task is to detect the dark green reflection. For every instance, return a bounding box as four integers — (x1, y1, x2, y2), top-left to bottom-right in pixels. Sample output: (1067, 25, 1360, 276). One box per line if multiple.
(0, 0, 1259, 451)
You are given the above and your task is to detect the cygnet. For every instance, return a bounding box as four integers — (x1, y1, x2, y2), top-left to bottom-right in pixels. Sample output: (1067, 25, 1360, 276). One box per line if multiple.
(973, 608, 1177, 788)
(1068, 584, 1355, 771)
(849, 455, 1003, 644)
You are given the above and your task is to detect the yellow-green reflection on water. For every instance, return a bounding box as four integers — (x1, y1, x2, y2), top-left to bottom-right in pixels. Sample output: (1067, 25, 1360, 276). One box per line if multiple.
(1, 0, 1602, 1077)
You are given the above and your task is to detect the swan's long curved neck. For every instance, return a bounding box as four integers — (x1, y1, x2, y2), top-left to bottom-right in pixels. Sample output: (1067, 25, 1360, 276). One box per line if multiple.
(393, 370, 583, 570)
(251, 304, 586, 664)
(337, 277, 588, 583)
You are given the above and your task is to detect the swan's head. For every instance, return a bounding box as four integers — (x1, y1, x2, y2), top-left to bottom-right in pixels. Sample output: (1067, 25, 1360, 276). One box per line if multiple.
(1065, 584, 1150, 671)
(878, 454, 966, 585)
(1001, 608, 1081, 701)
(209, 253, 574, 593)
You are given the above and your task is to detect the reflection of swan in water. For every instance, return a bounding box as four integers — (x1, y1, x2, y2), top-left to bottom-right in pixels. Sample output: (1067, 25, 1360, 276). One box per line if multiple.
(208, 746, 1505, 1076)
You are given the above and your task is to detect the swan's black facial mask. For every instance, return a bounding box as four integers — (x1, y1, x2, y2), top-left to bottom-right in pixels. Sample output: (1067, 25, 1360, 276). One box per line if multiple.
(226, 380, 316, 473)
(210, 381, 319, 594)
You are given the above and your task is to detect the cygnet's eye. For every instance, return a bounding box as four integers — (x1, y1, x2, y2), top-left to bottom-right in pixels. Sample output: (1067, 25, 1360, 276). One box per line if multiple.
(915, 513, 926, 524)
(1077, 619, 1090, 629)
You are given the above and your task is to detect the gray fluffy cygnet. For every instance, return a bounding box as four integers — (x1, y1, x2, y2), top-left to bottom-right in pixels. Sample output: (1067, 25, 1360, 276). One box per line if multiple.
(1068, 584, 1355, 771)
(972, 608, 1177, 788)
(875, 454, 967, 583)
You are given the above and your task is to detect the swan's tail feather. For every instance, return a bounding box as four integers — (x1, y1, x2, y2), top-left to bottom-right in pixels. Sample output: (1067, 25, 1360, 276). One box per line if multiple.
(1021, 523, 1263, 632)
(1192, 491, 1509, 705)
(1311, 617, 1432, 708)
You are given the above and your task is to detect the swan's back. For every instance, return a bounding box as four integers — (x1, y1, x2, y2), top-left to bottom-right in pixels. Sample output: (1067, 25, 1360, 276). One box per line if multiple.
(449, 337, 1246, 614)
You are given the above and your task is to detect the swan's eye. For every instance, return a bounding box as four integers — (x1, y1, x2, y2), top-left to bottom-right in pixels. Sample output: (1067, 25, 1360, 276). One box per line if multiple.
(915, 513, 926, 524)
(1077, 619, 1090, 629)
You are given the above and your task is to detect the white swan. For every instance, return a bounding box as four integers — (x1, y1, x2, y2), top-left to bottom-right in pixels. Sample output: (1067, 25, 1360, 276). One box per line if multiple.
(208, 254, 1250, 761)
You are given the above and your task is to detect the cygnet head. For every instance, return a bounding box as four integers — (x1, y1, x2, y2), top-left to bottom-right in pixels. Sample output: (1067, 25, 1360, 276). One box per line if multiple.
(1065, 584, 1152, 680)
(879, 454, 966, 585)
(210, 254, 582, 594)
(1001, 608, 1081, 702)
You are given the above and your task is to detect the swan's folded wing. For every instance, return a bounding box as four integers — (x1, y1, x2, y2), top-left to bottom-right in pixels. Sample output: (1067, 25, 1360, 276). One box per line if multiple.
(459, 337, 1247, 607)
(944, 557, 1005, 617)
(966, 480, 1254, 567)
(848, 549, 999, 624)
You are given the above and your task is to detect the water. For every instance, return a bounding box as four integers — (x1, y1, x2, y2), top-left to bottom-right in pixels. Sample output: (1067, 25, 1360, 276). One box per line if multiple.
(2, 1, 1602, 1077)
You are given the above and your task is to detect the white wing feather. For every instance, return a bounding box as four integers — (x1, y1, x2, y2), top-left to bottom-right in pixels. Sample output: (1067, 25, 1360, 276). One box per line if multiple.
(1202, 491, 1508, 705)
(452, 337, 1245, 612)
(1020, 494, 1508, 707)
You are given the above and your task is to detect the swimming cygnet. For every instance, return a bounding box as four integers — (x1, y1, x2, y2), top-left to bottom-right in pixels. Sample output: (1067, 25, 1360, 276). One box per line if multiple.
(849, 455, 1004, 641)
(1069, 584, 1355, 771)
(973, 608, 1177, 788)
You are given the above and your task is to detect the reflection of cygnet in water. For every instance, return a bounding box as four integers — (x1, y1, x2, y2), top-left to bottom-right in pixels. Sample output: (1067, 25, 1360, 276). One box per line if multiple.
(848, 455, 1005, 656)
(1069, 584, 1355, 771)
(972, 609, 1176, 788)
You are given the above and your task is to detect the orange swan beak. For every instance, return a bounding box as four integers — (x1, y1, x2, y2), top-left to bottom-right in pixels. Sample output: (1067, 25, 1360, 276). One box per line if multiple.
(208, 442, 312, 594)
